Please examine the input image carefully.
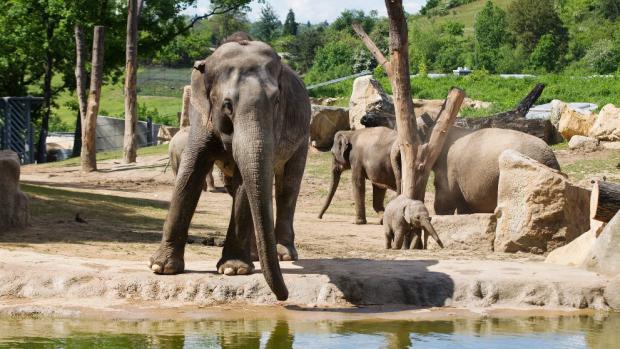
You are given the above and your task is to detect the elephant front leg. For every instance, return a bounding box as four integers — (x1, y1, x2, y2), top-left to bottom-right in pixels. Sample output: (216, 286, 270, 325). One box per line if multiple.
(150, 130, 217, 274)
(217, 181, 255, 275)
(274, 144, 307, 261)
(372, 184, 387, 224)
(352, 169, 367, 224)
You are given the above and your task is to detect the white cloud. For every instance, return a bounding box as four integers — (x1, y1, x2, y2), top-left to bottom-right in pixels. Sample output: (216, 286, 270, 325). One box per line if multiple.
(183, 0, 426, 24)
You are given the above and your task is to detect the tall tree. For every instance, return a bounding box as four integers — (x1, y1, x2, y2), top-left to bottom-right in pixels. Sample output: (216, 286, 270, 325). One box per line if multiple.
(81, 26, 105, 172)
(123, 0, 140, 164)
(474, 1, 506, 72)
(282, 9, 298, 36)
(72, 24, 87, 157)
(254, 3, 281, 42)
(507, 0, 568, 53)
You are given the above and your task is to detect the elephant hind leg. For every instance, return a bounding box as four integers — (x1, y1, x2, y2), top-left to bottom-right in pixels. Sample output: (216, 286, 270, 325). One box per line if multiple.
(274, 143, 308, 261)
(352, 168, 367, 225)
(372, 184, 387, 224)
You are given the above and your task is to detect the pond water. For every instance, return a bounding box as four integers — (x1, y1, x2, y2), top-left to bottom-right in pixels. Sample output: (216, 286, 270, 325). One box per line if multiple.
(1, 313, 619, 349)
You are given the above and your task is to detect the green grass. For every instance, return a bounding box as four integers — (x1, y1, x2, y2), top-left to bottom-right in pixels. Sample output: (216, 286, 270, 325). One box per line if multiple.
(562, 152, 620, 182)
(311, 74, 620, 117)
(415, 0, 513, 35)
(45, 144, 169, 168)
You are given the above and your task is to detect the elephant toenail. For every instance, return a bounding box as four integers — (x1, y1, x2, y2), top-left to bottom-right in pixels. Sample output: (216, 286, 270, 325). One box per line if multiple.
(281, 255, 292, 261)
(237, 267, 248, 274)
(224, 267, 235, 275)
(151, 264, 162, 273)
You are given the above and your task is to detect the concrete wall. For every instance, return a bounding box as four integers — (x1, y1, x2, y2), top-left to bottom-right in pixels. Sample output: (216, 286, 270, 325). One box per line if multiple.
(96, 115, 161, 151)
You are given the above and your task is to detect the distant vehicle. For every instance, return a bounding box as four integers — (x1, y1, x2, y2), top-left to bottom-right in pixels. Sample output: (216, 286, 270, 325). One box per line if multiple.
(453, 67, 472, 76)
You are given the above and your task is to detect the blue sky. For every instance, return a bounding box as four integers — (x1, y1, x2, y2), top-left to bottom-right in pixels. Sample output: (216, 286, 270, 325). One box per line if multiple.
(183, 1, 427, 24)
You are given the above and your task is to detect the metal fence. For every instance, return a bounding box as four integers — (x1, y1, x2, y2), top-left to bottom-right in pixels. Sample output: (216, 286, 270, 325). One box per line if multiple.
(0, 96, 43, 164)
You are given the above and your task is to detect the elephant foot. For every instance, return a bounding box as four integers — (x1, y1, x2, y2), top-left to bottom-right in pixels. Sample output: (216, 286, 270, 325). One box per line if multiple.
(149, 243, 185, 274)
(277, 243, 298, 261)
(355, 217, 367, 225)
(216, 258, 254, 275)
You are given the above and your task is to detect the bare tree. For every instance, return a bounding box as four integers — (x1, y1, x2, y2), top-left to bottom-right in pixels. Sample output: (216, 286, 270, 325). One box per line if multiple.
(72, 24, 88, 157)
(123, 0, 141, 163)
(81, 26, 105, 172)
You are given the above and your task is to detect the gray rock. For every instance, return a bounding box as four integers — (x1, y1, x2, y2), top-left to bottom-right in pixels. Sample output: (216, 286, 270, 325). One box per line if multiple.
(0, 150, 29, 230)
(348, 76, 395, 130)
(495, 150, 591, 253)
(309, 105, 350, 151)
(605, 275, 620, 310)
(582, 212, 620, 276)
(590, 103, 620, 141)
(568, 135, 599, 152)
(427, 213, 496, 252)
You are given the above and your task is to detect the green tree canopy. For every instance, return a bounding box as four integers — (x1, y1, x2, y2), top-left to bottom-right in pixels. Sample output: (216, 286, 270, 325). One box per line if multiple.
(474, 1, 506, 72)
(507, 0, 568, 54)
(283, 9, 298, 36)
(253, 3, 281, 42)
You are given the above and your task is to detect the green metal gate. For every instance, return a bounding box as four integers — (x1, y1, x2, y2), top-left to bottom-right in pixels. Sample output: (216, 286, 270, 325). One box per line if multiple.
(0, 97, 43, 164)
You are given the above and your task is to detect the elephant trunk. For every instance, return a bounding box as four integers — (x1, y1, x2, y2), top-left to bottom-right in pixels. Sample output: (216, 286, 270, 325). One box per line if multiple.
(421, 218, 443, 248)
(234, 115, 288, 301)
(318, 160, 342, 219)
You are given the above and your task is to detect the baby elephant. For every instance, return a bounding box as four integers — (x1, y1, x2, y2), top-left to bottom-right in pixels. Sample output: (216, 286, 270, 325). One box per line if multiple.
(383, 195, 444, 250)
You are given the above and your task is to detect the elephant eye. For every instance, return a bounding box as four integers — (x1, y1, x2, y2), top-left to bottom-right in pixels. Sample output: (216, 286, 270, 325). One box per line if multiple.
(222, 99, 233, 116)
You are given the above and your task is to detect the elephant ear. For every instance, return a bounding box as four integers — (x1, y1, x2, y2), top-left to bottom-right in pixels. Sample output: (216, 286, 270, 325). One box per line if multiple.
(403, 203, 412, 224)
(333, 133, 351, 165)
(190, 60, 212, 128)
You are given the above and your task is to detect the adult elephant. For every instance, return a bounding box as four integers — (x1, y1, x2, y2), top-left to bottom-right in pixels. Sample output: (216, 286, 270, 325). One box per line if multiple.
(168, 127, 216, 192)
(318, 127, 400, 224)
(149, 34, 310, 301)
(394, 119, 560, 214)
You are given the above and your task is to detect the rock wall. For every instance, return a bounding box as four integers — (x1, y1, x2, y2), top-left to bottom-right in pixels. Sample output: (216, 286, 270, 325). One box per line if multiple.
(309, 105, 350, 151)
(590, 104, 620, 141)
(582, 212, 620, 276)
(494, 150, 590, 254)
(0, 150, 29, 230)
(427, 214, 496, 252)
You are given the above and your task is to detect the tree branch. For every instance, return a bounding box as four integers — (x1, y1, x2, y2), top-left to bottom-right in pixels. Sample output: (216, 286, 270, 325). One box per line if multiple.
(352, 23, 392, 76)
(170, 4, 244, 38)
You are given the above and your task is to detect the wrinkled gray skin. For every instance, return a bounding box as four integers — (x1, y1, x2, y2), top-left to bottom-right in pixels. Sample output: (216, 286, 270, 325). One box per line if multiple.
(395, 122, 561, 214)
(318, 127, 401, 224)
(149, 36, 310, 301)
(168, 128, 216, 192)
(383, 195, 443, 250)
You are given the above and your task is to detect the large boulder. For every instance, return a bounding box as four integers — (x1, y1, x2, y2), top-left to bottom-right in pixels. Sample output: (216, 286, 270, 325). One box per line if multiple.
(568, 135, 599, 152)
(349, 76, 395, 130)
(309, 105, 350, 151)
(494, 150, 591, 254)
(0, 150, 29, 230)
(558, 107, 597, 140)
(157, 126, 180, 144)
(582, 211, 620, 276)
(545, 220, 606, 266)
(590, 103, 620, 141)
(426, 213, 496, 252)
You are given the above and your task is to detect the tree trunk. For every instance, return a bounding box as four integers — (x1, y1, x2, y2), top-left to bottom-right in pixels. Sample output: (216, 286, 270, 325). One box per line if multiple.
(81, 26, 105, 172)
(384, 0, 418, 199)
(591, 181, 620, 223)
(123, 0, 140, 163)
(180, 85, 191, 127)
(73, 24, 88, 157)
(36, 15, 55, 164)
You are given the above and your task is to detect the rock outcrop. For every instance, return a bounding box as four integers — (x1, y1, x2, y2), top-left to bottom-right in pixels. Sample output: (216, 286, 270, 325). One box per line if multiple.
(590, 103, 620, 141)
(582, 212, 620, 276)
(157, 125, 180, 144)
(309, 105, 350, 151)
(0, 150, 29, 230)
(568, 135, 599, 152)
(545, 220, 606, 267)
(349, 76, 395, 130)
(558, 107, 597, 140)
(494, 150, 590, 254)
(427, 214, 496, 252)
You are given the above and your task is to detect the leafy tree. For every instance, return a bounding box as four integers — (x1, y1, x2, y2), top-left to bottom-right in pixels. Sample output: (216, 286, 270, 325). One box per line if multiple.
(474, 1, 506, 72)
(529, 34, 562, 72)
(331, 9, 377, 35)
(507, 0, 568, 54)
(581, 39, 620, 74)
(206, 9, 251, 44)
(253, 3, 281, 42)
(304, 33, 361, 83)
(599, 0, 620, 20)
(443, 21, 465, 36)
(284, 25, 325, 73)
(283, 9, 298, 36)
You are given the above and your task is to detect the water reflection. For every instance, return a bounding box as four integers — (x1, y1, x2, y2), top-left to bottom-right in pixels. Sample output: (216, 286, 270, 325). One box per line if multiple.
(1, 313, 619, 348)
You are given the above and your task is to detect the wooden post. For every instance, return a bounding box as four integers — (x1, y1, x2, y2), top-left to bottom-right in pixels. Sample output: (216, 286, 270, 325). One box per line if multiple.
(591, 181, 620, 223)
(123, 0, 139, 163)
(73, 24, 87, 157)
(81, 26, 105, 172)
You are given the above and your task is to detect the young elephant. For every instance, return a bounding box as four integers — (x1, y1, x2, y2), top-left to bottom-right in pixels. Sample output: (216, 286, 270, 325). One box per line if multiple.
(317, 127, 401, 224)
(168, 127, 216, 192)
(383, 195, 444, 250)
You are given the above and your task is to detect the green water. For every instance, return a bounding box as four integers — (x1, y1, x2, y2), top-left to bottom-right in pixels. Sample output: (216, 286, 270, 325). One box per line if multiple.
(1, 313, 619, 348)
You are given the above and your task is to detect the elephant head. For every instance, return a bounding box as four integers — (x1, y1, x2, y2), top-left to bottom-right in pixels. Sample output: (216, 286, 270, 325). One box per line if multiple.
(403, 200, 443, 249)
(318, 131, 353, 219)
(191, 39, 288, 300)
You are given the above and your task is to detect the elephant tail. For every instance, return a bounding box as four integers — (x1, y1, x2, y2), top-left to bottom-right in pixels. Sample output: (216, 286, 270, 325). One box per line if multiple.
(318, 165, 342, 219)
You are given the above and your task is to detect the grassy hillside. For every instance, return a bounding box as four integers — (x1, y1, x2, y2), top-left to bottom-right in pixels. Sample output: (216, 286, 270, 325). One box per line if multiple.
(413, 0, 513, 35)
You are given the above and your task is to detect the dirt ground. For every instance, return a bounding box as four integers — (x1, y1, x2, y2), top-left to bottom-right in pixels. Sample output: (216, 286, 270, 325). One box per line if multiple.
(4, 145, 617, 267)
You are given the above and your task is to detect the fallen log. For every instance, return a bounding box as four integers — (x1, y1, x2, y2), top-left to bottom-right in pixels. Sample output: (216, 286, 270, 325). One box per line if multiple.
(591, 181, 620, 223)
(454, 84, 557, 144)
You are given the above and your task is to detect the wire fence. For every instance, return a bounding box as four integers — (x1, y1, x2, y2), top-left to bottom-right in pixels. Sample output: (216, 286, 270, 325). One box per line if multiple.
(137, 66, 191, 98)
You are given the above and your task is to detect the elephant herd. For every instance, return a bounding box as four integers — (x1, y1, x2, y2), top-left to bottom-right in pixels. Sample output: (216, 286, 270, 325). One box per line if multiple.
(152, 33, 561, 300)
